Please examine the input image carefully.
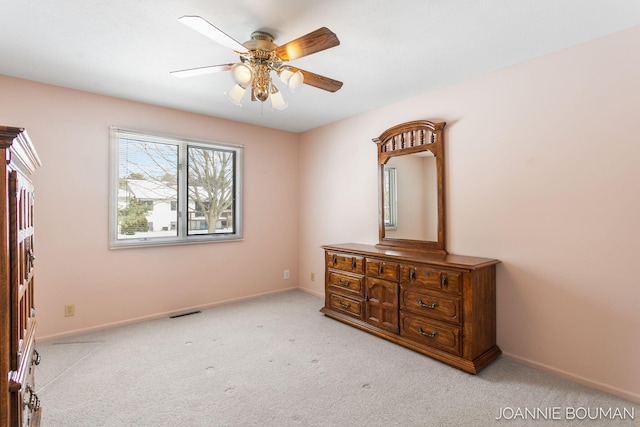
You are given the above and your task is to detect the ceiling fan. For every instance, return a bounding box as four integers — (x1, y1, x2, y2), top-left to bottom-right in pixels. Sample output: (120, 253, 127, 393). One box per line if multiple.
(171, 16, 343, 110)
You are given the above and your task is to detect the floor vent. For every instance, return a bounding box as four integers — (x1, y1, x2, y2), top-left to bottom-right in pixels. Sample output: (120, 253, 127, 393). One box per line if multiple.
(170, 310, 201, 319)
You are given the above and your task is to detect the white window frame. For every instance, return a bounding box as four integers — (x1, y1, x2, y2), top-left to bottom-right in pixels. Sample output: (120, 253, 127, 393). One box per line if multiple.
(383, 166, 397, 230)
(109, 127, 243, 248)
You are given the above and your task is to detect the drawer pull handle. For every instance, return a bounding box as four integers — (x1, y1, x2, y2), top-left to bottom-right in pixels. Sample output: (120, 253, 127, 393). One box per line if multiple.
(24, 386, 40, 411)
(418, 327, 438, 338)
(338, 301, 351, 309)
(338, 279, 350, 288)
(332, 255, 337, 266)
(32, 349, 41, 366)
(351, 257, 357, 270)
(440, 274, 448, 287)
(417, 299, 439, 310)
(378, 263, 384, 275)
(30, 392, 40, 411)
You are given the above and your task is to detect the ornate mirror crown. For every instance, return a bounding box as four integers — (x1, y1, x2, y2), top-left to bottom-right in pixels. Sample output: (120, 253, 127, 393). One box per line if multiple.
(373, 120, 447, 254)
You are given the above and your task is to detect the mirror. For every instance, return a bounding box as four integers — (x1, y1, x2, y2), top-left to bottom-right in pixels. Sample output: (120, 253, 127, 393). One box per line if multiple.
(373, 120, 446, 254)
(384, 151, 438, 241)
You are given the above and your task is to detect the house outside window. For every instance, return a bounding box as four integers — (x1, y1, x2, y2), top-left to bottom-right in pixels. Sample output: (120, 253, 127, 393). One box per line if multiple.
(109, 127, 243, 248)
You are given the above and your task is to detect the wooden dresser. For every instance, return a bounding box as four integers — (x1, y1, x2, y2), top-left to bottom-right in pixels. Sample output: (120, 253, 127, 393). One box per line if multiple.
(0, 127, 43, 427)
(321, 120, 501, 373)
(321, 243, 500, 373)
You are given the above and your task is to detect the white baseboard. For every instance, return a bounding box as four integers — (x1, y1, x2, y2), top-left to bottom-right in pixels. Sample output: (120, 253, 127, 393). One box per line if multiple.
(297, 286, 323, 298)
(502, 352, 640, 404)
(38, 286, 300, 342)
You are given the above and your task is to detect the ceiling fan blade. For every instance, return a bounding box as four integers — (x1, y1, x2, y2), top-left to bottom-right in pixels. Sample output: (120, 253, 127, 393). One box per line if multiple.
(178, 16, 246, 52)
(275, 27, 340, 61)
(170, 64, 234, 78)
(288, 67, 343, 92)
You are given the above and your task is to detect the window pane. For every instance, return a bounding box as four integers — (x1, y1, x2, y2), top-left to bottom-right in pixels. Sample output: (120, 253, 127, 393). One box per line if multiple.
(187, 146, 235, 235)
(118, 138, 178, 240)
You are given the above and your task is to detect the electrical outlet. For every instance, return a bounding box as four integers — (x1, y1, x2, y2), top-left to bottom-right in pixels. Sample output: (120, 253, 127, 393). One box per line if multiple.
(284, 269, 290, 280)
(64, 304, 75, 317)
(310, 272, 315, 282)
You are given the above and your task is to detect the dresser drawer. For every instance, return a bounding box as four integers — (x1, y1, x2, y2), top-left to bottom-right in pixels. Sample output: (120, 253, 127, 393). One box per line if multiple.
(326, 252, 364, 274)
(400, 287, 461, 325)
(328, 293, 363, 319)
(366, 258, 400, 281)
(328, 272, 363, 296)
(400, 264, 461, 293)
(400, 313, 461, 356)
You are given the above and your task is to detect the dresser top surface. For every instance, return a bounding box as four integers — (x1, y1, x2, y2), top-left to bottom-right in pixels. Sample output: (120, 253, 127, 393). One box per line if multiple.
(322, 243, 500, 270)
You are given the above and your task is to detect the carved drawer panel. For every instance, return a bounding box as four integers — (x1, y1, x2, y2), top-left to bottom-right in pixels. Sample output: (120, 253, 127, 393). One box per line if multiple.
(328, 293, 363, 320)
(399, 264, 461, 294)
(365, 277, 399, 334)
(365, 258, 400, 281)
(400, 287, 462, 326)
(328, 272, 363, 296)
(400, 312, 461, 356)
(326, 252, 364, 274)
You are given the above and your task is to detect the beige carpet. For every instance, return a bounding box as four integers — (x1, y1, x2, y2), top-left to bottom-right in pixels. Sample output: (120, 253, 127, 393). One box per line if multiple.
(35, 290, 638, 426)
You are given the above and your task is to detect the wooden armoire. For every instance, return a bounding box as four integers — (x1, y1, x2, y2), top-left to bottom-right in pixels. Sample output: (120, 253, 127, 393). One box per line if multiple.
(0, 126, 42, 427)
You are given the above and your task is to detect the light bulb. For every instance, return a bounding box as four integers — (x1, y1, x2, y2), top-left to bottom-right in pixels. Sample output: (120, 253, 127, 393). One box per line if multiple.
(270, 87, 288, 110)
(230, 63, 253, 86)
(279, 69, 294, 85)
(225, 84, 246, 106)
(288, 70, 304, 92)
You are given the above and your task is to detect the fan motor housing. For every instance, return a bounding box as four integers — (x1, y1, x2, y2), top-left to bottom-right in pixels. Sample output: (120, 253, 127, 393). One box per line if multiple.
(243, 31, 277, 52)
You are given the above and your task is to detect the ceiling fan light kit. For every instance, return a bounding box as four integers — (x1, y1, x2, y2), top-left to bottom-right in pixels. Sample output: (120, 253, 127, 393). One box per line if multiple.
(230, 63, 253, 86)
(173, 15, 343, 111)
(279, 68, 304, 92)
(269, 86, 288, 110)
(224, 84, 246, 106)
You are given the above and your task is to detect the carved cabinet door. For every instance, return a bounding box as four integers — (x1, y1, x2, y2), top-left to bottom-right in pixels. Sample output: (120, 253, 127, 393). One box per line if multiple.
(9, 169, 40, 427)
(365, 277, 399, 334)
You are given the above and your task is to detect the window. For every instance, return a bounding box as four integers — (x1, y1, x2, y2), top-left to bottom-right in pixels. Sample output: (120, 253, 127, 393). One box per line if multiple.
(109, 127, 243, 248)
(383, 166, 397, 229)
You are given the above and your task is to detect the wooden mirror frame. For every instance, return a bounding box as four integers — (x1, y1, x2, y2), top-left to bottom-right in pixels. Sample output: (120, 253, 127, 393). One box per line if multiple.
(372, 120, 447, 254)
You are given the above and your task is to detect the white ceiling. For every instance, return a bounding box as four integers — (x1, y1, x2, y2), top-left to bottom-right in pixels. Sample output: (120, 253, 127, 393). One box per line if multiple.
(1, 0, 639, 133)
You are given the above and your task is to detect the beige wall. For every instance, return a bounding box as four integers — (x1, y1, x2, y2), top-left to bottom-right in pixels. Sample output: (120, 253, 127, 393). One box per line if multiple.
(0, 76, 299, 339)
(297, 26, 640, 401)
